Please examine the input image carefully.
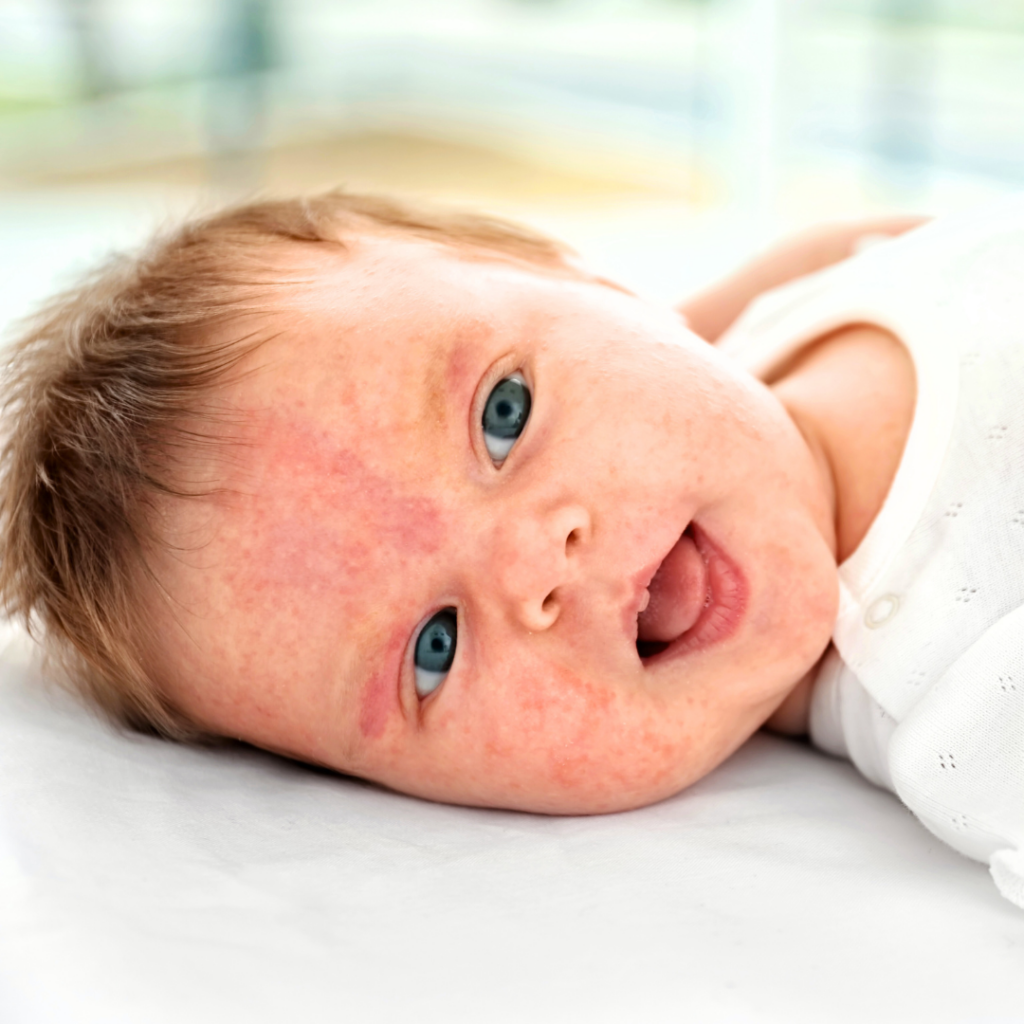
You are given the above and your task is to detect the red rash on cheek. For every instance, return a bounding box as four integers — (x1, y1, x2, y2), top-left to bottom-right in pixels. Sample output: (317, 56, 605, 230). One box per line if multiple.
(492, 663, 613, 769)
(359, 672, 390, 740)
(359, 627, 407, 740)
(471, 658, 679, 805)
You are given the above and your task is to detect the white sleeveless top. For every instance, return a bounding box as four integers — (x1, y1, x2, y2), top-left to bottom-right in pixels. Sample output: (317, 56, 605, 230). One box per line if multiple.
(717, 197, 1024, 910)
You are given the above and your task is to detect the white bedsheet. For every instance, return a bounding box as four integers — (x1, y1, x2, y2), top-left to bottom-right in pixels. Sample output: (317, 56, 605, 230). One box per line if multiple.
(2, 625, 1023, 1024)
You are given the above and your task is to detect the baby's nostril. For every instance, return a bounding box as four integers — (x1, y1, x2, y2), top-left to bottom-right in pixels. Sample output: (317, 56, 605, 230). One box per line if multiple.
(542, 591, 557, 614)
(566, 528, 581, 549)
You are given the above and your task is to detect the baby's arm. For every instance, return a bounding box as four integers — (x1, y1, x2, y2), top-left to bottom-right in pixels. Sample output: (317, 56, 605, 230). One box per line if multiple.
(677, 215, 928, 343)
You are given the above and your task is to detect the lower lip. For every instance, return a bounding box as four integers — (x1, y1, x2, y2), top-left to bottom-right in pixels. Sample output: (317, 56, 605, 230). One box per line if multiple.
(642, 523, 748, 663)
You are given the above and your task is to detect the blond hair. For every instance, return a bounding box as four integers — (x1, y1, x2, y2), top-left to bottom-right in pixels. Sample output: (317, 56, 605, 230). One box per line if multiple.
(0, 190, 572, 739)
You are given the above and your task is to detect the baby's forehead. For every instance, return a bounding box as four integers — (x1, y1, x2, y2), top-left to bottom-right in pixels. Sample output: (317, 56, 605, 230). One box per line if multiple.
(271, 229, 596, 333)
(234, 240, 558, 418)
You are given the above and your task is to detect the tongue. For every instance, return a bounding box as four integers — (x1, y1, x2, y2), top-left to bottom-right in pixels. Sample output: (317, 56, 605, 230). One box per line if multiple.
(636, 530, 708, 643)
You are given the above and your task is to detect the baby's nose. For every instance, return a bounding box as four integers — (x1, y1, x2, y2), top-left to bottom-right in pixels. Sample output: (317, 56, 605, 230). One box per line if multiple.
(490, 504, 591, 632)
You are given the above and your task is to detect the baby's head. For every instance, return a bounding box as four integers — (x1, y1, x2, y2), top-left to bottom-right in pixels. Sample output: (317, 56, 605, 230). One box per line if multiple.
(0, 191, 839, 813)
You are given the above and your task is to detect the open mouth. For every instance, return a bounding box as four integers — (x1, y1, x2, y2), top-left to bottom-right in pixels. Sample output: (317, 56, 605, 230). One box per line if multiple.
(635, 523, 747, 662)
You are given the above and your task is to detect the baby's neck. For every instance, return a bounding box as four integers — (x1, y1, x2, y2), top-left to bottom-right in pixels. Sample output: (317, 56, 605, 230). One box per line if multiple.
(770, 323, 917, 565)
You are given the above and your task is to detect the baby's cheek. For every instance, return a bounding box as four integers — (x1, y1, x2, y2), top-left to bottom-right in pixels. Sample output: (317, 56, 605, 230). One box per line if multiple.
(464, 664, 682, 813)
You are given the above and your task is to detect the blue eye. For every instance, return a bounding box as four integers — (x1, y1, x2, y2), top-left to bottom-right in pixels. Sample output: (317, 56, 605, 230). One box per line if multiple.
(482, 374, 531, 462)
(413, 608, 457, 698)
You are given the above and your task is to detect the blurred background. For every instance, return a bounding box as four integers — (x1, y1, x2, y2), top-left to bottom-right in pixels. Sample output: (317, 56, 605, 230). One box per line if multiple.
(1, 0, 1022, 323)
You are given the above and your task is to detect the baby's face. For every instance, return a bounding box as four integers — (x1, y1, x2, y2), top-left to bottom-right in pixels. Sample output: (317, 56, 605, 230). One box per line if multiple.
(151, 234, 838, 813)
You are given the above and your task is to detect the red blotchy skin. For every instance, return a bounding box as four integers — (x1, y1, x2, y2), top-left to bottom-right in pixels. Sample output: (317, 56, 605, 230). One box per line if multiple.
(233, 415, 447, 743)
(161, 403, 448, 754)
(240, 413, 444, 600)
(359, 627, 406, 739)
(405, 651, 684, 812)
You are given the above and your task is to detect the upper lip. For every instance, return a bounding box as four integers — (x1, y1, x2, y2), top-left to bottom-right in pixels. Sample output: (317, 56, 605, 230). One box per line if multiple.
(622, 547, 672, 642)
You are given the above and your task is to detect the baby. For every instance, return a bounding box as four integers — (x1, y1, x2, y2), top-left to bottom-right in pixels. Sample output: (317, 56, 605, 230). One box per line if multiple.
(1, 190, 1021, 909)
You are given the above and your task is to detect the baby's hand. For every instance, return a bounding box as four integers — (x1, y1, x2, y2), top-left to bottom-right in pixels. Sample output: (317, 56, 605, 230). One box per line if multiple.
(677, 215, 930, 343)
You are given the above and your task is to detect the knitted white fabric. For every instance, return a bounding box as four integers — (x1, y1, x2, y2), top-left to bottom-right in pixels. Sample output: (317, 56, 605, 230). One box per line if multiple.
(718, 197, 1024, 910)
